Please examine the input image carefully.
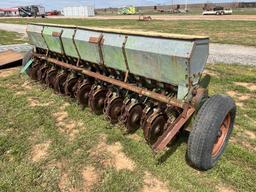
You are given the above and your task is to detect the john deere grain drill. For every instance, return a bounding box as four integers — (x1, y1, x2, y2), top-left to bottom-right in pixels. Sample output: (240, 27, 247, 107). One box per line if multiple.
(25, 23, 236, 170)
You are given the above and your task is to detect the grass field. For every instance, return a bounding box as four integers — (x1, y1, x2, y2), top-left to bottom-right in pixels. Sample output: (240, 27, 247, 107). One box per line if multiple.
(0, 30, 27, 45)
(0, 25, 255, 192)
(0, 30, 256, 192)
(2, 18, 256, 46)
(0, 64, 255, 192)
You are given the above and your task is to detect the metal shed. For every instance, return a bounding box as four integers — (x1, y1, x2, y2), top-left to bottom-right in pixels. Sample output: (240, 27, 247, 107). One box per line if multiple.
(63, 6, 95, 17)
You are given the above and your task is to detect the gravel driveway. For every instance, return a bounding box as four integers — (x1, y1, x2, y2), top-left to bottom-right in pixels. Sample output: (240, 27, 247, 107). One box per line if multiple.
(1, 23, 255, 66)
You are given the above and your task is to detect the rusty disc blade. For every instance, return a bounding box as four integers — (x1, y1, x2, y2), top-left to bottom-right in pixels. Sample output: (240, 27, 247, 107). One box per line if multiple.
(89, 88, 108, 115)
(37, 65, 50, 84)
(76, 82, 92, 108)
(28, 63, 40, 80)
(106, 97, 124, 124)
(54, 72, 68, 94)
(64, 77, 79, 98)
(144, 114, 167, 145)
(46, 69, 58, 88)
(125, 104, 143, 133)
(141, 107, 154, 130)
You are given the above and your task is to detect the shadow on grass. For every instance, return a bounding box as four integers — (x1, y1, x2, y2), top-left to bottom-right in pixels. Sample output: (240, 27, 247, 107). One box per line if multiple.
(157, 132, 188, 165)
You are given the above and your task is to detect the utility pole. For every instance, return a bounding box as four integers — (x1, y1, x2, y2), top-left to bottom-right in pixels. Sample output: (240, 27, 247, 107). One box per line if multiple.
(185, 0, 188, 11)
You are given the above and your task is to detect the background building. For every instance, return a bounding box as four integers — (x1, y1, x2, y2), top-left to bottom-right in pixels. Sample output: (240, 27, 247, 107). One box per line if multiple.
(0, 8, 19, 17)
(63, 6, 95, 17)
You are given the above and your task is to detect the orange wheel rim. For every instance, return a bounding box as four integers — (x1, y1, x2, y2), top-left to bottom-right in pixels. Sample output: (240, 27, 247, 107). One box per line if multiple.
(212, 113, 231, 157)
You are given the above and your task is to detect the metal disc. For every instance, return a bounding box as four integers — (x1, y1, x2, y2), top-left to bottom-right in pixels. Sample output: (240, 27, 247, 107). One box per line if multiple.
(28, 63, 40, 80)
(105, 97, 124, 124)
(125, 104, 143, 133)
(54, 72, 68, 94)
(141, 107, 154, 129)
(76, 82, 92, 108)
(144, 114, 167, 145)
(46, 69, 58, 88)
(64, 77, 79, 98)
(88, 88, 108, 115)
(37, 65, 50, 83)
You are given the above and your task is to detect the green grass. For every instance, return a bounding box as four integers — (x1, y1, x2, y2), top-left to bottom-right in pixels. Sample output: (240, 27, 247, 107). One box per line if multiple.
(0, 30, 27, 45)
(1, 18, 256, 46)
(0, 64, 255, 192)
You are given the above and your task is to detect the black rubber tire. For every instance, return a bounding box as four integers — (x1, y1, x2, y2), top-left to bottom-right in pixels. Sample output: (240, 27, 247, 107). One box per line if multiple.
(187, 94, 236, 170)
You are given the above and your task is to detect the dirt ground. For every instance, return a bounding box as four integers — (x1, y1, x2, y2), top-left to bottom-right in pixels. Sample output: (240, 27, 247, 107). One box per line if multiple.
(92, 15, 256, 21)
(0, 14, 256, 21)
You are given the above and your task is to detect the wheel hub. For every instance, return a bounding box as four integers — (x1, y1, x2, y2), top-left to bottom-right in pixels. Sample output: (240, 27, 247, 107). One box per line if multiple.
(212, 113, 231, 157)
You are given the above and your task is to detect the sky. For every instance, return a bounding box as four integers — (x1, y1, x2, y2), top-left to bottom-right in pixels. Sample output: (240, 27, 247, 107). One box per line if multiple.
(0, 0, 255, 10)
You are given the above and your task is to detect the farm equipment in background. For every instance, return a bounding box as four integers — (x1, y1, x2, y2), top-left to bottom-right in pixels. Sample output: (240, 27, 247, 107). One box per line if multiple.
(203, 6, 232, 15)
(24, 23, 236, 170)
(138, 14, 152, 21)
(118, 6, 136, 15)
(0, 44, 33, 69)
(18, 5, 46, 18)
(47, 10, 61, 16)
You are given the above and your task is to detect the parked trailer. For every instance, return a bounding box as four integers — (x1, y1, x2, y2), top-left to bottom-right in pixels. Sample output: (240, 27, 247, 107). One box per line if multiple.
(25, 23, 236, 170)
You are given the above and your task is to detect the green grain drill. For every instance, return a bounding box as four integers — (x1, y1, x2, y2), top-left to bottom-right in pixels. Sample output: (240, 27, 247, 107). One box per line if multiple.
(25, 23, 236, 170)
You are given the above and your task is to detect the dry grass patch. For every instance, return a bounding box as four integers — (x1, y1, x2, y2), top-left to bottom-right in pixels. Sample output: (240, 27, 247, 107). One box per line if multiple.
(31, 140, 51, 162)
(90, 135, 136, 171)
(141, 171, 169, 192)
(0, 67, 19, 78)
(226, 90, 253, 107)
(21, 81, 32, 90)
(234, 82, 256, 92)
(53, 106, 85, 140)
(127, 134, 143, 142)
(82, 166, 100, 192)
(216, 184, 236, 192)
(244, 130, 256, 139)
(58, 172, 78, 192)
(27, 96, 53, 107)
(203, 69, 219, 77)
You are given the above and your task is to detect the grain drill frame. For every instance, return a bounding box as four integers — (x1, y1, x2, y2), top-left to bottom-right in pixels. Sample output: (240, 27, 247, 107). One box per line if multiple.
(25, 23, 236, 170)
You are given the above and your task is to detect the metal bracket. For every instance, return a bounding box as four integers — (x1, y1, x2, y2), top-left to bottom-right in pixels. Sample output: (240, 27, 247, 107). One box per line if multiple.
(21, 58, 34, 74)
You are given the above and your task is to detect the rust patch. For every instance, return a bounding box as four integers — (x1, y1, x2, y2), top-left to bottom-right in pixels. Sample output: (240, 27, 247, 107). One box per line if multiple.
(141, 171, 169, 192)
(82, 166, 99, 192)
(31, 141, 51, 162)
